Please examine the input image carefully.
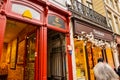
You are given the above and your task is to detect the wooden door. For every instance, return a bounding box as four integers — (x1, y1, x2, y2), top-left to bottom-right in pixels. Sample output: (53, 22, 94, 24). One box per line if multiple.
(24, 33, 36, 80)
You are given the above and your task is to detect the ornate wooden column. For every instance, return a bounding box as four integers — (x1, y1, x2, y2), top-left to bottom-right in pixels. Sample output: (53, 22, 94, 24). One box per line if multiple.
(39, 26, 47, 80)
(0, 0, 6, 60)
(39, 6, 48, 80)
(0, 14, 6, 60)
(66, 16, 73, 80)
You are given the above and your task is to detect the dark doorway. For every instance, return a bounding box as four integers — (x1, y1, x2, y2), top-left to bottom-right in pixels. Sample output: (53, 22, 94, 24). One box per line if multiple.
(47, 29, 66, 80)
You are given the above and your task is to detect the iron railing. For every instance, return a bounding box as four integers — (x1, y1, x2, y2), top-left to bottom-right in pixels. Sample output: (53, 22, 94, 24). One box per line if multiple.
(68, 0, 112, 30)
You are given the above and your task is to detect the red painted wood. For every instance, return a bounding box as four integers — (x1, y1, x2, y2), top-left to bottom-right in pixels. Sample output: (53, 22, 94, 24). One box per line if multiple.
(66, 17, 73, 80)
(67, 49, 73, 80)
(3, 0, 72, 80)
(47, 25, 67, 33)
(0, 14, 6, 60)
(35, 29, 39, 80)
(39, 26, 47, 80)
(39, 6, 48, 80)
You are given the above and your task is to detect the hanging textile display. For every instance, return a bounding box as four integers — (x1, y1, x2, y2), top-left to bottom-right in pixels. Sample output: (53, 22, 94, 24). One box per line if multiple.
(92, 47, 102, 65)
(86, 42, 95, 80)
(106, 48, 114, 67)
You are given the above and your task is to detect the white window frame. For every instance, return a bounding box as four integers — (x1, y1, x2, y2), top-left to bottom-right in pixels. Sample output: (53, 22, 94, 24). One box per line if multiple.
(48, 0, 67, 9)
(109, 0, 114, 8)
(86, 1, 93, 9)
(114, 1, 119, 12)
(114, 16, 120, 34)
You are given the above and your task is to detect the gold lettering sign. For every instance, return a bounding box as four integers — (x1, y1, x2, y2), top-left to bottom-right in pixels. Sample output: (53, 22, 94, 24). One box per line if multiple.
(48, 15, 65, 29)
(55, 17, 59, 22)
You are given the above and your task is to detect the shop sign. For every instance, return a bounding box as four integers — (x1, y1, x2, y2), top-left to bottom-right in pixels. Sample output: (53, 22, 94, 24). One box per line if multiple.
(92, 30, 113, 41)
(74, 21, 113, 41)
(48, 15, 65, 29)
(11, 3, 41, 20)
(93, 29, 105, 38)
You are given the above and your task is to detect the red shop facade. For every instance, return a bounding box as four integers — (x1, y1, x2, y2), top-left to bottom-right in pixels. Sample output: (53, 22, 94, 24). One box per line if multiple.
(0, 0, 73, 80)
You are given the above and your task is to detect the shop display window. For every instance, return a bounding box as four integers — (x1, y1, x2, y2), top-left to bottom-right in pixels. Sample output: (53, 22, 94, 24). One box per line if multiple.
(74, 39, 88, 80)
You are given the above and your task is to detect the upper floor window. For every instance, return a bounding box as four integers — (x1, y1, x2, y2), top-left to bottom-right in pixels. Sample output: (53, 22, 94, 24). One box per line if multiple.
(114, 16, 120, 34)
(107, 11, 113, 29)
(86, 0, 92, 3)
(108, 17, 113, 28)
(77, 0, 82, 3)
(104, 0, 109, 4)
(115, 1, 119, 12)
(86, 0, 93, 9)
(109, 0, 114, 8)
(53, 0, 66, 6)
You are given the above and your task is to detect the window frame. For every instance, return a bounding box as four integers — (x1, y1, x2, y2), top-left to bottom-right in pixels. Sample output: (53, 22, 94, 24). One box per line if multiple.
(86, 0, 93, 9)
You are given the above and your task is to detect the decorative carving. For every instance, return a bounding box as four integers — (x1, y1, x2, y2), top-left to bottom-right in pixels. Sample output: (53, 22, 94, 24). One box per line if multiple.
(0, 0, 4, 9)
(74, 31, 111, 48)
(0, 0, 6, 15)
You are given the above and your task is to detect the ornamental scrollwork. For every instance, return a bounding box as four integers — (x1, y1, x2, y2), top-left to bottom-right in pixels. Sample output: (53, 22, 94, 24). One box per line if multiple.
(0, 0, 4, 9)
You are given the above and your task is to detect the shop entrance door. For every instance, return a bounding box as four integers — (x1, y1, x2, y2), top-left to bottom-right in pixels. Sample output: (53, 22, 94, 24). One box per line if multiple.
(47, 30, 66, 80)
(24, 32, 36, 80)
(1, 18, 38, 80)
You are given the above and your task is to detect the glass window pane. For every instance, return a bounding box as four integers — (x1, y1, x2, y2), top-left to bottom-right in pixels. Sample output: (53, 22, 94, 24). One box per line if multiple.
(74, 39, 88, 80)
(86, 2, 93, 9)
(49, 0, 66, 6)
(86, 0, 92, 3)
(109, 0, 113, 7)
(115, 1, 119, 11)
(114, 17, 120, 34)
(78, 0, 82, 3)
